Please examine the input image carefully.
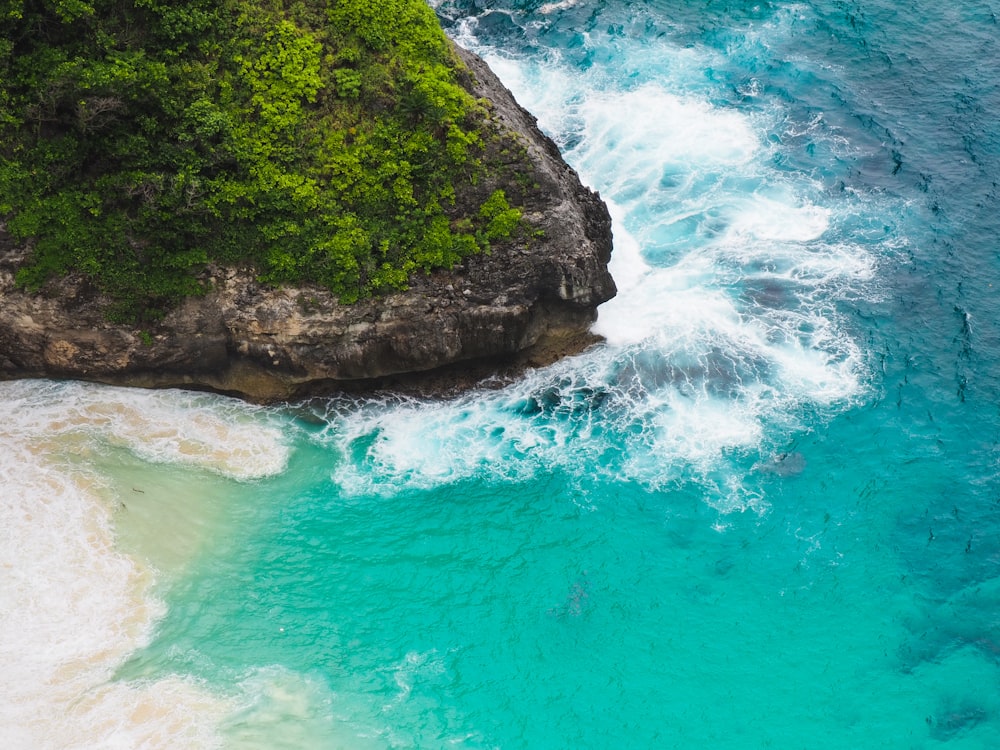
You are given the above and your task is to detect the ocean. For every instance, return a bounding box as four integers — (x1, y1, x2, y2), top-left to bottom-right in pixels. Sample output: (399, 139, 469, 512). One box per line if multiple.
(3, 1, 1000, 747)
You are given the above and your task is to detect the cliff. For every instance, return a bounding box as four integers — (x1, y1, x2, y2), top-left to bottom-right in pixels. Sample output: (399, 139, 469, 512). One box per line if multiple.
(0, 45, 615, 402)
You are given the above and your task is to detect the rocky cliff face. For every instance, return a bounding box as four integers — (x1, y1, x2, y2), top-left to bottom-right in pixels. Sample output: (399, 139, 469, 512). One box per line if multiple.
(0, 46, 615, 402)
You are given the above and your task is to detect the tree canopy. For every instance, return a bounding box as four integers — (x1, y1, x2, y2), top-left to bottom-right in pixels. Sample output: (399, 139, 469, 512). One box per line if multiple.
(0, 0, 523, 319)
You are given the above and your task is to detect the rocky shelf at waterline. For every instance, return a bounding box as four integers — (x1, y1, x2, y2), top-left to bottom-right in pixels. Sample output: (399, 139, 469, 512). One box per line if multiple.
(0, 46, 615, 402)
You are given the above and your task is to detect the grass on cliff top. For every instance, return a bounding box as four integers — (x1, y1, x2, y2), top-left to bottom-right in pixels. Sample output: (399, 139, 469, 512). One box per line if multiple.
(0, 0, 524, 321)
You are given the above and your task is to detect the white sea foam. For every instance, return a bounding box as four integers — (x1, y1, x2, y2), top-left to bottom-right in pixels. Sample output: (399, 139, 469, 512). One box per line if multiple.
(2, 380, 290, 479)
(725, 196, 831, 243)
(538, 0, 581, 14)
(0, 436, 231, 748)
(0, 381, 291, 748)
(577, 85, 760, 173)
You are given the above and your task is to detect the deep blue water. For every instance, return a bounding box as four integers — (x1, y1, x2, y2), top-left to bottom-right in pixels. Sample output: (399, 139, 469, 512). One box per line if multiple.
(3, 1, 1000, 747)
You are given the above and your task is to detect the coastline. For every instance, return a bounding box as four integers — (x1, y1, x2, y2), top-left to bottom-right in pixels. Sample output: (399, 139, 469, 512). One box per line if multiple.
(0, 44, 615, 403)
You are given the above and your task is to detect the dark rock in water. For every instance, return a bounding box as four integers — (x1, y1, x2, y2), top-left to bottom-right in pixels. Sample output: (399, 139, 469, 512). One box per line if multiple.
(510, 381, 609, 418)
(548, 573, 591, 618)
(0, 44, 615, 402)
(753, 451, 806, 477)
(473, 10, 524, 41)
(742, 279, 791, 310)
(926, 705, 988, 741)
(899, 575, 1000, 671)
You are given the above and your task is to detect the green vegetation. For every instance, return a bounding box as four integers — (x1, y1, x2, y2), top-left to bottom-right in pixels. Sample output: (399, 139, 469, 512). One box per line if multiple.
(0, 0, 524, 319)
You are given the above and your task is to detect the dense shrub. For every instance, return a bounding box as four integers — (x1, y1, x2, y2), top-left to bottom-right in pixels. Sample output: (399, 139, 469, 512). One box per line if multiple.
(0, 0, 522, 319)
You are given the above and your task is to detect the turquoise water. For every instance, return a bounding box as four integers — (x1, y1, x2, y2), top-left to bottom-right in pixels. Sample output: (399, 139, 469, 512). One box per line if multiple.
(4, 1, 1000, 747)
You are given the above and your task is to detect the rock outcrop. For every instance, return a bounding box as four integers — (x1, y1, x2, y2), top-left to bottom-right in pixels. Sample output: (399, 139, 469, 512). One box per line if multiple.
(0, 46, 615, 402)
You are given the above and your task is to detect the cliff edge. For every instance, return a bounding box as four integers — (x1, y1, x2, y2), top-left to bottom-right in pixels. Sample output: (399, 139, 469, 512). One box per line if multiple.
(0, 45, 615, 401)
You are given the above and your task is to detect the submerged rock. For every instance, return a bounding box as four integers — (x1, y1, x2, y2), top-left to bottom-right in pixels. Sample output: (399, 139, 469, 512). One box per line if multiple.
(753, 451, 806, 477)
(0, 45, 615, 402)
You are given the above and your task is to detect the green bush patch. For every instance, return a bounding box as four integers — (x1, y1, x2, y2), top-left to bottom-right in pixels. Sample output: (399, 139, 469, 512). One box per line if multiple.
(0, 0, 524, 319)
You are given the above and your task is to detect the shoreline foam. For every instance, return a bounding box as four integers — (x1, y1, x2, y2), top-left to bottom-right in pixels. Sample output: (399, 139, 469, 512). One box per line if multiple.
(0, 381, 290, 749)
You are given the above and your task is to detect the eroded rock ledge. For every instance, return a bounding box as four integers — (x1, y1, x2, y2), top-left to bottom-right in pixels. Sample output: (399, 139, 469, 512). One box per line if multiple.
(0, 47, 614, 402)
